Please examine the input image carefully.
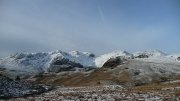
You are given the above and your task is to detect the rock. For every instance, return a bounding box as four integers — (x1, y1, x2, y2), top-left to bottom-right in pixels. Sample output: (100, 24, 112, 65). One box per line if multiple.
(14, 53, 26, 59)
(0, 67, 6, 71)
(48, 58, 83, 72)
(0, 75, 48, 99)
(135, 54, 149, 58)
(177, 57, 180, 61)
(102, 56, 126, 68)
(89, 53, 95, 57)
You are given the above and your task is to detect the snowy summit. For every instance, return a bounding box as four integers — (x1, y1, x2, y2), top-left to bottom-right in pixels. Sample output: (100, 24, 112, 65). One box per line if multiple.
(0, 49, 179, 73)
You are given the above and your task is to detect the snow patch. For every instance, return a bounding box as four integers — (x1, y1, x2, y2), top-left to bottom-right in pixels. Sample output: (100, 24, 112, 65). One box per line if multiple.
(95, 50, 133, 67)
(133, 49, 167, 57)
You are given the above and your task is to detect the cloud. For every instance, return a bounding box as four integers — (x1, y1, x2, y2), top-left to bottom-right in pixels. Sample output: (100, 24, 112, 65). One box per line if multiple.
(0, 0, 179, 57)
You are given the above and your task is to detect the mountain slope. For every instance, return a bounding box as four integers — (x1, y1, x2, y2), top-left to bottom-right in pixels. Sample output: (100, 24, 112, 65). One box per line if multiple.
(0, 50, 96, 73)
(0, 50, 180, 74)
(95, 50, 133, 67)
(0, 75, 49, 98)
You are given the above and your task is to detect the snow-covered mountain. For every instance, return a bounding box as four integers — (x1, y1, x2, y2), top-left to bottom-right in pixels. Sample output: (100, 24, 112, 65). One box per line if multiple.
(133, 50, 180, 64)
(0, 50, 179, 74)
(95, 50, 133, 67)
(0, 50, 96, 73)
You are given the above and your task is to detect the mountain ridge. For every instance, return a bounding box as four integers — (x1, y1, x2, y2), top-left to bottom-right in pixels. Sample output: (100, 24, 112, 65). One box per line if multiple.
(0, 49, 180, 74)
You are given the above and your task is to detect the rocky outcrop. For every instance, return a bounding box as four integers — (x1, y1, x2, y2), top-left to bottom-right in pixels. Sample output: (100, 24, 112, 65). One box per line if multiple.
(135, 54, 149, 58)
(48, 58, 83, 72)
(133, 50, 166, 58)
(89, 53, 95, 57)
(102, 56, 127, 68)
(177, 57, 180, 61)
(0, 75, 50, 99)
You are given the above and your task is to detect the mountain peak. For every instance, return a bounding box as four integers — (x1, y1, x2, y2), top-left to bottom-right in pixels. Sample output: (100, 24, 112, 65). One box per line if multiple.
(95, 50, 133, 67)
(0, 50, 179, 74)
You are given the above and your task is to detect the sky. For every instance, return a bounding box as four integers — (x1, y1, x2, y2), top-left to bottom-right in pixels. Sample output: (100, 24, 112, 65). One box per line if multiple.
(0, 0, 180, 57)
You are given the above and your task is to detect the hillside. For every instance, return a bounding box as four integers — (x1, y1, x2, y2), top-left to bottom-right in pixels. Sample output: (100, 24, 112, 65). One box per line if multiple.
(0, 50, 180, 78)
(0, 50, 180, 99)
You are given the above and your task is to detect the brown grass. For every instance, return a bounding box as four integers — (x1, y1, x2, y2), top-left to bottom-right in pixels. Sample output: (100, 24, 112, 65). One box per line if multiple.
(175, 90, 180, 97)
(29, 68, 133, 87)
(30, 69, 115, 87)
(174, 75, 180, 80)
(28, 68, 180, 90)
(113, 70, 131, 84)
(132, 81, 180, 93)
